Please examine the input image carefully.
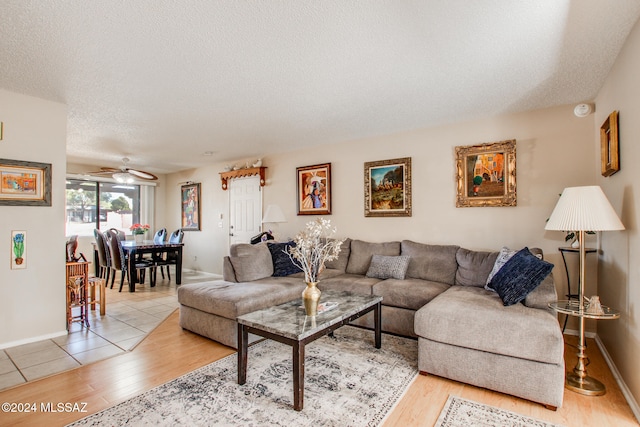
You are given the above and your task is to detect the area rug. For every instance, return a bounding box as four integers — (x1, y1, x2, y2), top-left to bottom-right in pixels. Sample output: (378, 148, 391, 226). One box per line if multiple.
(68, 326, 417, 426)
(435, 395, 565, 427)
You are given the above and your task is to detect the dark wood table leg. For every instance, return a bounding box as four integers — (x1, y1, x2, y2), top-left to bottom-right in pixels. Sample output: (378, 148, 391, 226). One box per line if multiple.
(237, 324, 248, 385)
(374, 301, 382, 349)
(175, 246, 183, 285)
(128, 249, 137, 292)
(292, 341, 305, 411)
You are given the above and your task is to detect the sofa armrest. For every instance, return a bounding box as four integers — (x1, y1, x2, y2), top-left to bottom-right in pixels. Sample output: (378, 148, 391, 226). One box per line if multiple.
(222, 256, 238, 282)
(523, 273, 557, 311)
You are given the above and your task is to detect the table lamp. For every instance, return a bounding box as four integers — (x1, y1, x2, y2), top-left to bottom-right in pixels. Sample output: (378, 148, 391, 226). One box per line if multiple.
(545, 185, 624, 394)
(262, 204, 287, 240)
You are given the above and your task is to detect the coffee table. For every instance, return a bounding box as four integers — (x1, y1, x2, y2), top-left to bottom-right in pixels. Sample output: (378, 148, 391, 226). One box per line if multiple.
(236, 290, 383, 411)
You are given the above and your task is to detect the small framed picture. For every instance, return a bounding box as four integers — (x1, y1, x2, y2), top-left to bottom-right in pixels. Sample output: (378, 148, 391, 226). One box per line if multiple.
(181, 183, 201, 231)
(0, 159, 52, 206)
(601, 110, 620, 177)
(455, 140, 516, 207)
(364, 157, 412, 217)
(296, 163, 332, 215)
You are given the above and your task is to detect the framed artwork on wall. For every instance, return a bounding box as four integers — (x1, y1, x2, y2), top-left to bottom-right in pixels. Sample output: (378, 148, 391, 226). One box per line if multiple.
(601, 110, 620, 177)
(181, 183, 201, 231)
(0, 158, 52, 206)
(297, 163, 332, 215)
(11, 230, 26, 270)
(364, 157, 412, 217)
(455, 139, 516, 207)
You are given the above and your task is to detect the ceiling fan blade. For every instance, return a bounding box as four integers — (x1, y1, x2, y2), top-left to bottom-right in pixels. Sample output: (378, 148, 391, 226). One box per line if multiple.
(86, 170, 115, 176)
(126, 168, 158, 180)
(99, 167, 121, 172)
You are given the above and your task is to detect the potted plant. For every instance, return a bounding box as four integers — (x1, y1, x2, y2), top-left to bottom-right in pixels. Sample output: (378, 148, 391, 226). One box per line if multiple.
(130, 223, 150, 243)
(13, 232, 25, 265)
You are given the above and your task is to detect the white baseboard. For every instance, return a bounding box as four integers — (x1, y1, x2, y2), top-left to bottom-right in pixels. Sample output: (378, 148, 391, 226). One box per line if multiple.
(563, 329, 640, 423)
(594, 335, 640, 423)
(0, 330, 67, 350)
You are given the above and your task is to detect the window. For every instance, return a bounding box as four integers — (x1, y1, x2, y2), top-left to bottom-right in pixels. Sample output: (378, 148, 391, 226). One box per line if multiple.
(65, 179, 142, 237)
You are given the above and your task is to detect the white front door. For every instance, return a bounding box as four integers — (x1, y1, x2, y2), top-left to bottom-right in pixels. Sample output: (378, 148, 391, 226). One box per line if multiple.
(228, 175, 262, 245)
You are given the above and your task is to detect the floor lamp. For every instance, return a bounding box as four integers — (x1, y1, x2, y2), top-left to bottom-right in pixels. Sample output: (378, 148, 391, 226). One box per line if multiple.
(545, 186, 624, 395)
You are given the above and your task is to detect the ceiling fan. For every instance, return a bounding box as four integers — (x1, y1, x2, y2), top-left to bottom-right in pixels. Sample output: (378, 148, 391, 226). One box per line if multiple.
(87, 158, 158, 183)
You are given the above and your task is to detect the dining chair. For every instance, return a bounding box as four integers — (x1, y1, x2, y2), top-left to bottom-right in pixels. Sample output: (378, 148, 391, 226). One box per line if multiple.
(156, 229, 184, 282)
(109, 228, 126, 241)
(105, 229, 155, 292)
(153, 228, 167, 244)
(93, 229, 111, 285)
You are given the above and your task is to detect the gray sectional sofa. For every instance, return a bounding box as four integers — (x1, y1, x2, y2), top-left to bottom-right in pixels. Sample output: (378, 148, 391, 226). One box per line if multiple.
(178, 238, 565, 409)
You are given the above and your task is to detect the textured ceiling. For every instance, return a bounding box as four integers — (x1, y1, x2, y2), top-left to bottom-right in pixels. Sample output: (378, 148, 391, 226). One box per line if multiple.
(1, 1, 639, 174)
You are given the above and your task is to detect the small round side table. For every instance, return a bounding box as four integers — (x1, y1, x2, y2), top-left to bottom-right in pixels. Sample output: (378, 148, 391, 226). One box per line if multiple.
(549, 300, 620, 396)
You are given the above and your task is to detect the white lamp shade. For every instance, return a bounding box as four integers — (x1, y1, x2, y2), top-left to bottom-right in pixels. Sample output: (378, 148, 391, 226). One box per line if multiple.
(545, 186, 625, 231)
(262, 204, 286, 223)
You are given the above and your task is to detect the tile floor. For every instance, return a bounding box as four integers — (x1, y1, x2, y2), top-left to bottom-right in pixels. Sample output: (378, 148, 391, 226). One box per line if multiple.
(0, 269, 220, 391)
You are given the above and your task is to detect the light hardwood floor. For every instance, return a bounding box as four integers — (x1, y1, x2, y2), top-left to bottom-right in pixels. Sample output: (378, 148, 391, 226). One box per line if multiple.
(0, 312, 637, 426)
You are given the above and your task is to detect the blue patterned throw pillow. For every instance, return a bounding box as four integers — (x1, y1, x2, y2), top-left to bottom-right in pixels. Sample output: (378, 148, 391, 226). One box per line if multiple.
(267, 242, 303, 277)
(366, 255, 411, 280)
(489, 247, 553, 306)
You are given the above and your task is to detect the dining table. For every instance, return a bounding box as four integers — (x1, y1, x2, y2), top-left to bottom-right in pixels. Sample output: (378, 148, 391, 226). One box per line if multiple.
(120, 240, 184, 292)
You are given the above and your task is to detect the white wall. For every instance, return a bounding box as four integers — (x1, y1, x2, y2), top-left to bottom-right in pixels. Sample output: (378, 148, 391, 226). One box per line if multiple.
(595, 16, 640, 413)
(168, 104, 597, 304)
(0, 89, 67, 347)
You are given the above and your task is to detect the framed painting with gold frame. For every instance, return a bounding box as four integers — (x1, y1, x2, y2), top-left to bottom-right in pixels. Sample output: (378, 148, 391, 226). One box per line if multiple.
(364, 157, 411, 217)
(0, 158, 52, 206)
(455, 140, 516, 207)
(601, 110, 619, 177)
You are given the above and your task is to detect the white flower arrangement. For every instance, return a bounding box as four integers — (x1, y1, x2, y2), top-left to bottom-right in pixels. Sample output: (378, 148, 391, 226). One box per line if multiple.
(287, 218, 346, 283)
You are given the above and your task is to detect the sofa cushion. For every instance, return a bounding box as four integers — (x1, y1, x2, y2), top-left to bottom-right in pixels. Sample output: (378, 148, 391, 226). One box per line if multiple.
(455, 248, 498, 287)
(177, 280, 304, 320)
(366, 255, 410, 280)
(523, 274, 557, 312)
(229, 243, 274, 282)
(485, 246, 517, 291)
(401, 240, 459, 284)
(267, 241, 303, 277)
(489, 247, 554, 306)
(346, 240, 400, 275)
(324, 238, 351, 272)
(414, 286, 563, 364)
(372, 278, 449, 310)
(317, 273, 380, 296)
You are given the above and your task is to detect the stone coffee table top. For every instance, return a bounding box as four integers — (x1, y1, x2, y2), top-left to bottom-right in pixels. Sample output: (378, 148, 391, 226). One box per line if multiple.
(237, 290, 382, 341)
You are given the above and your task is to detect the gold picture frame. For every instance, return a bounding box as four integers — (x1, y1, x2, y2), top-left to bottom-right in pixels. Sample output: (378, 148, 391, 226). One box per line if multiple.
(364, 157, 412, 217)
(601, 110, 620, 177)
(455, 140, 516, 207)
(0, 158, 52, 206)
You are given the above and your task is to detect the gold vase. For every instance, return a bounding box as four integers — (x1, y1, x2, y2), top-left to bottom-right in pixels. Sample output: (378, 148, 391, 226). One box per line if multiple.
(302, 281, 321, 316)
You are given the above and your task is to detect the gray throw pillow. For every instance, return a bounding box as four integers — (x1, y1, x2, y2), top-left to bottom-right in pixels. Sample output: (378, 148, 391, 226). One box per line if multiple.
(485, 246, 517, 291)
(365, 255, 410, 280)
